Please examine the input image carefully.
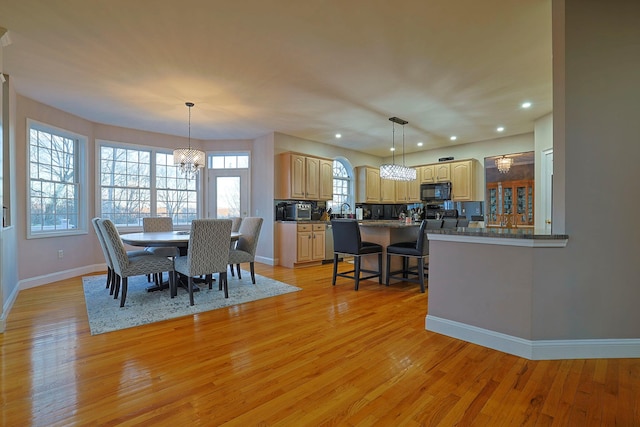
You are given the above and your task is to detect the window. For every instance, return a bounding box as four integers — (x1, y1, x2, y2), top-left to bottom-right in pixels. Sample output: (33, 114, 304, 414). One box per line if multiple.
(28, 120, 86, 238)
(99, 142, 199, 227)
(207, 153, 250, 219)
(328, 158, 353, 213)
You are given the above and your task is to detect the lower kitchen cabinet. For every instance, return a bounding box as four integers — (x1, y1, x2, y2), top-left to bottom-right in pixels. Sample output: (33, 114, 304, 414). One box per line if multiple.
(277, 222, 327, 268)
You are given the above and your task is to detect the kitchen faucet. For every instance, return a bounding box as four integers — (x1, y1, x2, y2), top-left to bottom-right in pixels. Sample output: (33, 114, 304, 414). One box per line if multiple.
(340, 203, 351, 218)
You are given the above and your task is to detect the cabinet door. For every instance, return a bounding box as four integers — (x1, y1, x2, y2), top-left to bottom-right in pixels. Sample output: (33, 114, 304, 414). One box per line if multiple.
(305, 156, 320, 200)
(450, 160, 474, 201)
(358, 167, 380, 203)
(319, 159, 333, 201)
(380, 178, 396, 203)
(421, 165, 436, 183)
(311, 230, 326, 261)
(395, 181, 408, 202)
(486, 184, 499, 225)
(290, 154, 307, 199)
(407, 178, 421, 202)
(434, 163, 451, 182)
(296, 231, 312, 262)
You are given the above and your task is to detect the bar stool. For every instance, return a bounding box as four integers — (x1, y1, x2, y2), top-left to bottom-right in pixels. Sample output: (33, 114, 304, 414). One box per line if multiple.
(385, 219, 431, 293)
(331, 219, 383, 290)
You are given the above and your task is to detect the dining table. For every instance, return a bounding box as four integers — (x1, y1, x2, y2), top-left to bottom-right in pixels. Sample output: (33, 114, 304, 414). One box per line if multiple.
(121, 230, 242, 292)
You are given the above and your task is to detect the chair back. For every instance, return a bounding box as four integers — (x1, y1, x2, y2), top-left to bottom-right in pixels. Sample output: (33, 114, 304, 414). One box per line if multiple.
(186, 219, 233, 276)
(442, 218, 458, 229)
(426, 219, 443, 229)
(235, 217, 264, 256)
(92, 217, 113, 268)
(415, 219, 430, 254)
(230, 217, 242, 232)
(143, 217, 174, 232)
(456, 218, 470, 227)
(97, 219, 130, 275)
(331, 219, 362, 254)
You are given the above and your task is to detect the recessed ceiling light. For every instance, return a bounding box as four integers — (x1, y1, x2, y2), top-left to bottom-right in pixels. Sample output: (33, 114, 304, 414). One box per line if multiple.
(521, 102, 532, 109)
(335, 133, 342, 138)
(417, 142, 423, 147)
(390, 147, 395, 151)
(497, 126, 505, 132)
(450, 136, 457, 141)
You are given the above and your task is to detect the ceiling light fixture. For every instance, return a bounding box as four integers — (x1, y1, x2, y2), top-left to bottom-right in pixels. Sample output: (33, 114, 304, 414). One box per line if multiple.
(495, 155, 513, 174)
(521, 101, 532, 109)
(173, 102, 205, 179)
(450, 136, 457, 141)
(380, 117, 416, 181)
(497, 126, 505, 132)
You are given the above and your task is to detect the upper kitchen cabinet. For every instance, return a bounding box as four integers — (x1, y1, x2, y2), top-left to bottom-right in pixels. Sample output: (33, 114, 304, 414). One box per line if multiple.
(395, 178, 421, 203)
(380, 177, 396, 203)
(356, 166, 381, 203)
(420, 163, 450, 183)
(276, 152, 333, 201)
(450, 159, 477, 201)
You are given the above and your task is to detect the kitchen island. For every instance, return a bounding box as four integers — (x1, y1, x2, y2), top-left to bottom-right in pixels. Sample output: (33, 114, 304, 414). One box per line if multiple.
(357, 220, 422, 279)
(424, 227, 571, 360)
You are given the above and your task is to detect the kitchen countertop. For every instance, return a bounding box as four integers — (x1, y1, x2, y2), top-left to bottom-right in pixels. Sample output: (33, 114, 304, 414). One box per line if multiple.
(428, 227, 568, 240)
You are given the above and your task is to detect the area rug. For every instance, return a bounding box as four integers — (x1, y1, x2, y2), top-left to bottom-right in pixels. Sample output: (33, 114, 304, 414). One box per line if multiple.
(82, 272, 301, 335)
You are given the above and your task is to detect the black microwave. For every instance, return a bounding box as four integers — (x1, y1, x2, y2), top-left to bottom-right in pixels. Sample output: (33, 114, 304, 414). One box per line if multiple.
(420, 182, 452, 202)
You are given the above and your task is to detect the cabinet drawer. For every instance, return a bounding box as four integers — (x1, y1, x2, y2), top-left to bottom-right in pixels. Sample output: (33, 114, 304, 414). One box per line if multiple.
(312, 224, 326, 231)
(297, 224, 313, 232)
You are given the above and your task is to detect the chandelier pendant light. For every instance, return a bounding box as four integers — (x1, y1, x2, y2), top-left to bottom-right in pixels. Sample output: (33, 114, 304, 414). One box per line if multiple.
(380, 116, 417, 181)
(495, 155, 513, 174)
(173, 102, 205, 179)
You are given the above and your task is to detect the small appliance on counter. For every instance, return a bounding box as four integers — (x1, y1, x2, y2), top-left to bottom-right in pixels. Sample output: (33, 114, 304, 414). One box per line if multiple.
(275, 202, 288, 221)
(285, 202, 312, 221)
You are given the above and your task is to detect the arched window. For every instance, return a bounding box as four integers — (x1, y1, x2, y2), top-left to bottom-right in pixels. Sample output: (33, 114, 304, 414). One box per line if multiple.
(328, 158, 354, 215)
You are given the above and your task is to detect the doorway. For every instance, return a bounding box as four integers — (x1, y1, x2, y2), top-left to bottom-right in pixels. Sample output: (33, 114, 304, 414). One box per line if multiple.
(206, 153, 250, 219)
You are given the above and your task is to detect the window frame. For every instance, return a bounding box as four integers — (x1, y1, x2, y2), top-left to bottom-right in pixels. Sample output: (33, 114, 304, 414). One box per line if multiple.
(97, 140, 201, 230)
(26, 119, 88, 239)
(328, 157, 354, 214)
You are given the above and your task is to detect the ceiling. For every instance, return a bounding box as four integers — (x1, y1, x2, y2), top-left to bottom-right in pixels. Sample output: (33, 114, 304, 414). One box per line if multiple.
(0, 0, 552, 157)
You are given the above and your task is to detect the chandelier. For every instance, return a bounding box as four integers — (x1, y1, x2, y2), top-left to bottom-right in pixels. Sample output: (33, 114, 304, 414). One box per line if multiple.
(379, 116, 417, 181)
(173, 102, 205, 179)
(495, 155, 513, 174)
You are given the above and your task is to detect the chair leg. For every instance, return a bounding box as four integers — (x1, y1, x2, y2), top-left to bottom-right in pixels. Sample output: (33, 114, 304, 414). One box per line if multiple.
(188, 277, 195, 306)
(418, 258, 425, 293)
(113, 275, 121, 299)
(169, 271, 176, 297)
(402, 257, 409, 278)
(106, 267, 112, 289)
(377, 253, 383, 284)
(332, 254, 338, 286)
(120, 277, 128, 307)
(236, 264, 242, 279)
(250, 262, 256, 284)
(354, 256, 361, 291)
(229, 264, 235, 277)
(221, 272, 229, 298)
(385, 253, 392, 286)
(206, 274, 213, 289)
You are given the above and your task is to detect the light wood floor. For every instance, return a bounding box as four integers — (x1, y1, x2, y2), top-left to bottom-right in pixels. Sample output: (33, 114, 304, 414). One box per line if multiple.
(2, 262, 639, 426)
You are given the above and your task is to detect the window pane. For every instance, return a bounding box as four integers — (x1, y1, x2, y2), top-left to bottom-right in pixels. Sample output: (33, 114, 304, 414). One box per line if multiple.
(216, 176, 240, 218)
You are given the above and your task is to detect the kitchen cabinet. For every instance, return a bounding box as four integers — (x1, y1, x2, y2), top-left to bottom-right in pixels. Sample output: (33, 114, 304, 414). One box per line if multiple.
(395, 179, 421, 203)
(277, 222, 326, 268)
(450, 159, 475, 201)
(486, 180, 534, 228)
(420, 163, 451, 183)
(276, 152, 333, 200)
(380, 177, 396, 203)
(356, 166, 381, 203)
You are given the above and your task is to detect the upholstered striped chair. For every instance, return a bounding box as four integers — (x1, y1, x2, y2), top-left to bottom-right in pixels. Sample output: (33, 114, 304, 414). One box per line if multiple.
(98, 219, 175, 307)
(92, 217, 150, 295)
(174, 219, 233, 306)
(143, 217, 180, 283)
(228, 217, 264, 284)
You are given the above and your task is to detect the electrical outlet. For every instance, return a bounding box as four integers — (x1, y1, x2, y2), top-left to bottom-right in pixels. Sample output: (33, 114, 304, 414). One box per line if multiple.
(58, 249, 64, 259)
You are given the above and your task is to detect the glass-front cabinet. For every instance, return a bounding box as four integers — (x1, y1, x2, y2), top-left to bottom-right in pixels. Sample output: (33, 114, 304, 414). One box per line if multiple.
(486, 180, 534, 228)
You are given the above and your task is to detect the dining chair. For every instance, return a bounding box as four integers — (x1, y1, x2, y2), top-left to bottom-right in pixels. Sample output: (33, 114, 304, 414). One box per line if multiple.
(173, 219, 233, 306)
(330, 219, 383, 291)
(92, 217, 151, 294)
(228, 216, 242, 277)
(98, 218, 175, 307)
(143, 217, 180, 284)
(228, 217, 264, 284)
(385, 219, 429, 293)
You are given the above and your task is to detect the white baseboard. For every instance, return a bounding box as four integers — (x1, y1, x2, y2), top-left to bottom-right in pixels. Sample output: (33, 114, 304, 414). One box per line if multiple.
(0, 283, 20, 333)
(19, 263, 106, 290)
(426, 315, 640, 360)
(255, 255, 276, 266)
